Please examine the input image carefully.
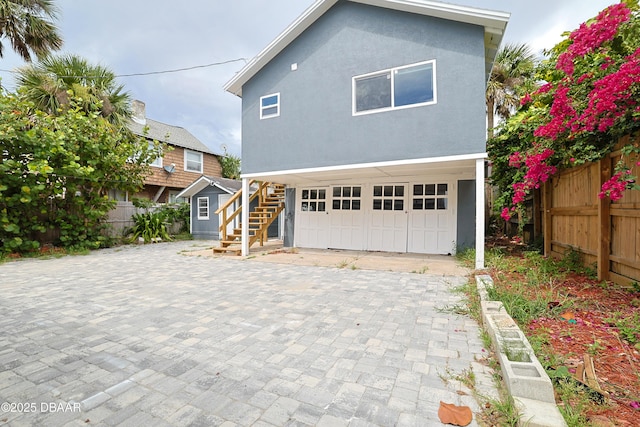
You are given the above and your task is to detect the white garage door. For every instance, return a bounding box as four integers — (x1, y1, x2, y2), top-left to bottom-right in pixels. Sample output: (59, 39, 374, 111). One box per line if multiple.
(295, 188, 330, 249)
(329, 185, 365, 250)
(368, 184, 408, 252)
(408, 182, 456, 254)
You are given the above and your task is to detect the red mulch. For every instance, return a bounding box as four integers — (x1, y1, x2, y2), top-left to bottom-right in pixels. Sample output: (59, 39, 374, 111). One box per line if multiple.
(486, 239, 640, 426)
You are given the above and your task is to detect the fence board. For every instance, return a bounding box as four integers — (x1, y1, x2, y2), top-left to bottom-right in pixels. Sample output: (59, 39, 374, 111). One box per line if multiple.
(543, 135, 640, 286)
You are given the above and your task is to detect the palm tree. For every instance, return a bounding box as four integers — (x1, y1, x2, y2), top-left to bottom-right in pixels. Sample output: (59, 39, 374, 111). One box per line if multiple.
(0, 0, 62, 61)
(15, 54, 132, 127)
(486, 43, 537, 139)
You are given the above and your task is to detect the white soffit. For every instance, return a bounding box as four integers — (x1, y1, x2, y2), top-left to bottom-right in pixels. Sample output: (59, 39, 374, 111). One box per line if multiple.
(241, 153, 486, 185)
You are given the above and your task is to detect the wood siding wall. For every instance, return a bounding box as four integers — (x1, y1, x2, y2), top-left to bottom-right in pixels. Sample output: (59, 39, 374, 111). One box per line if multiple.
(145, 147, 221, 189)
(543, 135, 640, 286)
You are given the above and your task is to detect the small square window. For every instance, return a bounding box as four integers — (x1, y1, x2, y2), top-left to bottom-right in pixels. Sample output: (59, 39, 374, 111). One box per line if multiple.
(260, 93, 280, 119)
(301, 202, 309, 211)
(425, 184, 436, 196)
(343, 187, 351, 197)
(342, 200, 351, 210)
(413, 185, 424, 196)
(333, 200, 341, 210)
(373, 186, 382, 197)
(413, 199, 423, 210)
(310, 189, 317, 199)
(353, 187, 361, 197)
(352, 200, 361, 210)
(395, 186, 404, 197)
(318, 190, 326, 199)
(318, 202, 326, 212)
(373, 200, 382, 210)
(309, 202, 317, 211)
(437, 198, 448, 210)
(384, 186, 393, 197)
(437, 184, 448, 196)
(333, 187, 341, 197)
(394, 200, 404, 211)
(302, 190, 309, 199)
(383, 200, 393, 210)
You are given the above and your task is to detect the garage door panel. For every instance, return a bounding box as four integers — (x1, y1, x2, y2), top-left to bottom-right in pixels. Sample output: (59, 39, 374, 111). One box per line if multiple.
(408, 182, 455, 254)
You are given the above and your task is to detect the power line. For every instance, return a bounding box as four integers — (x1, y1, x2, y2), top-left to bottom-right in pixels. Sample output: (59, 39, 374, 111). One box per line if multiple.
(0, 57, 249, 78)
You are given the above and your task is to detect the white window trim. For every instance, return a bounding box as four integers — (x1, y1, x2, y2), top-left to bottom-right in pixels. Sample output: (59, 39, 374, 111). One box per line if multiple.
(149, 142, 162, 168)
(184, 149, 203, 173)
(352, 59, 437, 116)
(260, 92, 280, 120)
(197, 197, 209, 220)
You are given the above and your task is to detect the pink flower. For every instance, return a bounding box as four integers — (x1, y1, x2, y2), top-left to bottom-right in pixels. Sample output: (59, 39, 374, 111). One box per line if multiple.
(599, 170, 634, 201)
(520, 93, 532, 106)
(556, 3, 631, 76)
(501, 207, 511, 221)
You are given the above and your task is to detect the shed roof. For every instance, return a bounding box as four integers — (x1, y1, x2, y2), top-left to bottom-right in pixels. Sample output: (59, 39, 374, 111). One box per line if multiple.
(176, 176, 243, 199)
(224, 0, 509, 97)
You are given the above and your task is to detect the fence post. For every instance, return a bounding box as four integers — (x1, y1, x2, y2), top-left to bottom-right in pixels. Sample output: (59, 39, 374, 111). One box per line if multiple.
(598, 157, 612, 281)
(543, 181, 552, 257)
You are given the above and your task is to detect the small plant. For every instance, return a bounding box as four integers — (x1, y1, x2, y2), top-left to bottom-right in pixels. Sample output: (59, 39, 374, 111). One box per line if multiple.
(337, 259, 349, 268)
(130, 211, 171, 243)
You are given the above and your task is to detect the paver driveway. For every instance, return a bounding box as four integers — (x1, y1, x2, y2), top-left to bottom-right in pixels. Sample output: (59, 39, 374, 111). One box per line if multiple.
(0, 241, 497, 426)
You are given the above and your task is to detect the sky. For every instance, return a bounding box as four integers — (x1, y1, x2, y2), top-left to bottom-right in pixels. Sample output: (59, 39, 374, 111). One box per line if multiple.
(0, 0, 618, 157)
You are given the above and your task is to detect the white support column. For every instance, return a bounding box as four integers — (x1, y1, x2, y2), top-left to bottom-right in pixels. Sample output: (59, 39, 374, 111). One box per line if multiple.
(241, 178, 250, 257)
(475, 158, 486, 270)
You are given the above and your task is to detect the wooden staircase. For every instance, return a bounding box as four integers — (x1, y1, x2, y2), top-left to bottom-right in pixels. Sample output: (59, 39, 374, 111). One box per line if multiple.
(213, 181, 285, 255)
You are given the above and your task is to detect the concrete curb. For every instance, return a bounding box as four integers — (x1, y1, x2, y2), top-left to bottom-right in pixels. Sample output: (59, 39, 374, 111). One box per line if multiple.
(476, 275, 567, 427)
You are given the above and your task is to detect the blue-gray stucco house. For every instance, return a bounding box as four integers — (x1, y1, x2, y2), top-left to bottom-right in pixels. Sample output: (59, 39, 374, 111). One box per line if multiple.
(224, 0, 509, 269)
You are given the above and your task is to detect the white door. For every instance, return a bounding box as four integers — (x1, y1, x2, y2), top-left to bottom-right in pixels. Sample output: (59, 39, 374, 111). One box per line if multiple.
(368, 184, 408, 252)
(408, 182, 456, 254)
(329, 185, 365, 250)
(218, 193, 236, 237)
(295, 188, 330, 248)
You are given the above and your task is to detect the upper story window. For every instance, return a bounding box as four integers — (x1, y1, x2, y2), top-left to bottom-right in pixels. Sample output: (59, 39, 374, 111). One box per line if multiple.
(148, 142, 162, 168)
(260, 93, 280, 119)
(185, 150, 203, 173)
(353, 60, 436, 115)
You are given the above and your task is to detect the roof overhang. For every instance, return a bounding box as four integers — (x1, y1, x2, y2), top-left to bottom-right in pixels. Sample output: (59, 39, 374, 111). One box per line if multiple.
(224, 0, 509, 97)
(241, 152, 487, 186)
(176, 176, 237, 199)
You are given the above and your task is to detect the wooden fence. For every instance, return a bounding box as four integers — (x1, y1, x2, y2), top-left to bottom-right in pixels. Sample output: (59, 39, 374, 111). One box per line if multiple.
(543, 135, 640, 286)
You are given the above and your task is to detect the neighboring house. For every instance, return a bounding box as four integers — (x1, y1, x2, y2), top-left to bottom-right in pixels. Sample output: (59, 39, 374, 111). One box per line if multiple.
(177, 176, 281, 240)
(224, 0, 508, 268)
(128, 100, 222, 203)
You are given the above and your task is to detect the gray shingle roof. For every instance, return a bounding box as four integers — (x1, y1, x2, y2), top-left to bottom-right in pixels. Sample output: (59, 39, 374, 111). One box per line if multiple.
(128, 118, 216, 155)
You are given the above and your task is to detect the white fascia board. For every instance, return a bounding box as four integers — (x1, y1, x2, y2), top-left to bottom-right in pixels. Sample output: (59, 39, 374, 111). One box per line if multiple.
(224, 0, 508, 97)
(241, 152, 488, 179)
(352, 0, 509, 28)
(176, 176, 212, 198)
(224, 0, 338, 97)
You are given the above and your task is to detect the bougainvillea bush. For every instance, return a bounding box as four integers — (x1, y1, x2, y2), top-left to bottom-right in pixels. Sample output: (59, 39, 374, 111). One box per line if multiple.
(489, 0, 640, 222)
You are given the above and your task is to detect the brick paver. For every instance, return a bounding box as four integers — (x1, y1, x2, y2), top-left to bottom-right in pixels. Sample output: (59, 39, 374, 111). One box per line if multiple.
(0, 241, 497, 426)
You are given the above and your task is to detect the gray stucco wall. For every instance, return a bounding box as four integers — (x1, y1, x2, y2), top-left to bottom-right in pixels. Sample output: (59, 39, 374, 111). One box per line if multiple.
(456, 179, 476, 251)
(241, 1, 487, 174)
(191, 187, 224, 239)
